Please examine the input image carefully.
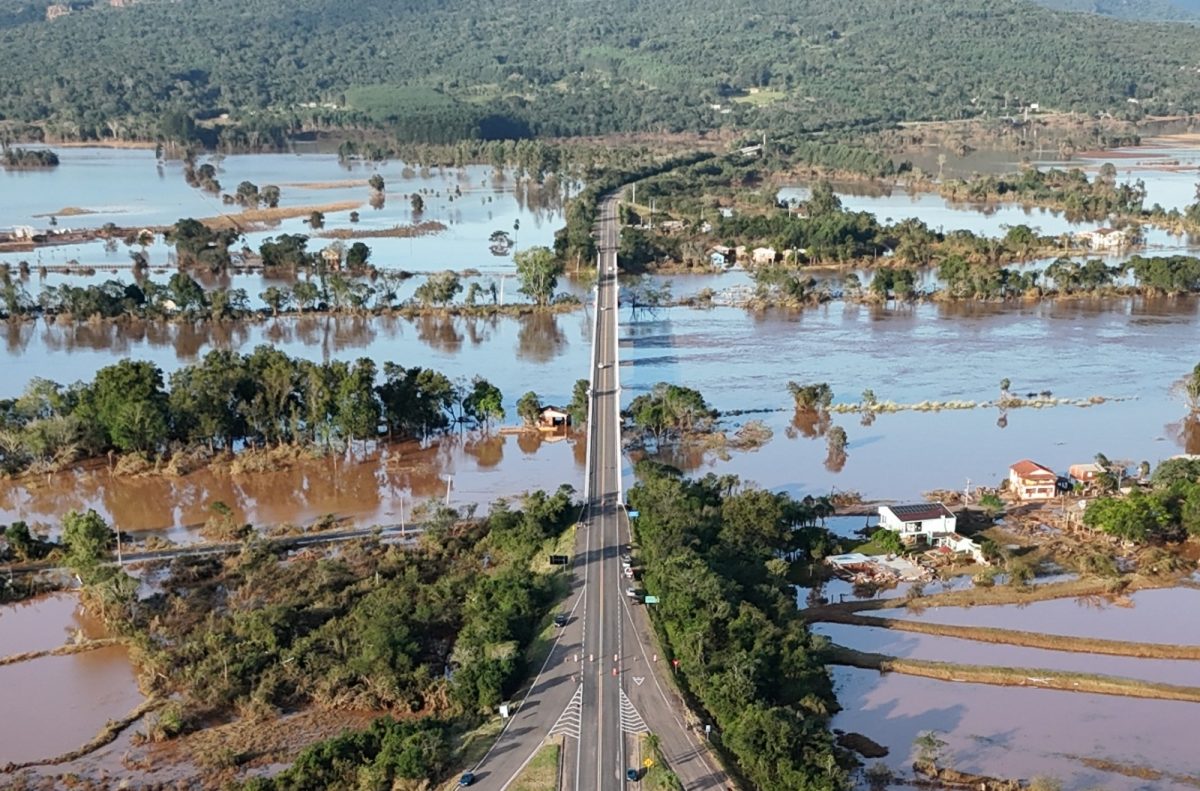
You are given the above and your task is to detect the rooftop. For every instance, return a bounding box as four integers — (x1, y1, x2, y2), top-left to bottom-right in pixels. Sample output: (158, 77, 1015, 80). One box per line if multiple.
(1011, 459, 1056, 478)
(882, 503, 954, 522)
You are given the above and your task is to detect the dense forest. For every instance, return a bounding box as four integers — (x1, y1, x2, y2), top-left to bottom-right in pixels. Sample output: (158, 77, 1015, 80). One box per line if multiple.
(2, 0, 1200, 144)
(1034, 0, 1200, 21)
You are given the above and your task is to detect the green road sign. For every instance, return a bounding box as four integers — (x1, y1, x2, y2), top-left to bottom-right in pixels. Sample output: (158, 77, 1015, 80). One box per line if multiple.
(643, 595, 660, 604)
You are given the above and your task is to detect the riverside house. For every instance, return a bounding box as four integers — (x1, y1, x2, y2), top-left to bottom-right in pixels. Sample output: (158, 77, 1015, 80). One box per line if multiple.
(1009, 459, 1057, 500)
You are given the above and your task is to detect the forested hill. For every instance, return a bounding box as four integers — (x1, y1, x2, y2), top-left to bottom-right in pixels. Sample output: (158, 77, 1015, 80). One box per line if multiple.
(1033, 0, 1200, 21)
(2, 0, 1200, 145)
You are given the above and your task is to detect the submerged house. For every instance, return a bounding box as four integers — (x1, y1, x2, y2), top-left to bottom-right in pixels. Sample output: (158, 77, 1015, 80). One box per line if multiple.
(1009, 459, 1057, 500)
(537, 406, 571, 430)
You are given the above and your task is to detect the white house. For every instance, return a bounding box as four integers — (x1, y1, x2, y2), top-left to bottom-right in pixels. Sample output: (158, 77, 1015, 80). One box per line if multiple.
(751, 246, 778, 265)
(1076, 227, 1131, 252)
(877, 503, 956, 545)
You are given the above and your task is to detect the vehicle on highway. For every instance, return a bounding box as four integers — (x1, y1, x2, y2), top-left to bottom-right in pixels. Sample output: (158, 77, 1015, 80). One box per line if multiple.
(624, 567, 634, 579)
(626, 768, 640, 781)
(625, 587, 639, 598)
(459, 772, 475, 786)
(553, 613, 569, 627)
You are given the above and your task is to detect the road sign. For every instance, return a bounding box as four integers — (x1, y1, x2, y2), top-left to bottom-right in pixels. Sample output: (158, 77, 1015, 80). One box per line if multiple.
(643, 595, 660, 604)
(643, 758, 654, 769)
(628, 510, 640, 519)
(548, 554, 570, 566)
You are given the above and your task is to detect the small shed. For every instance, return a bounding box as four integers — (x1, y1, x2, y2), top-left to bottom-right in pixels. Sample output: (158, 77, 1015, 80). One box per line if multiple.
(321, 246, 343, 270)
(538, 406, 571, 430)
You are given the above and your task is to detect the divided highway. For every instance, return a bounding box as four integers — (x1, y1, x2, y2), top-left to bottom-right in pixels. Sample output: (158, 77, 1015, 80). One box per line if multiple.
(471, 194, 729, 790)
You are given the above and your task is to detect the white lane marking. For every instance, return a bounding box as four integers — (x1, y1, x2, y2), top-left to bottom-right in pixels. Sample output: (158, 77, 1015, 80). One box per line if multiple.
(633, 677, 644, 686)
(620, 688, 649, 735)
(549, 684, 584, 740)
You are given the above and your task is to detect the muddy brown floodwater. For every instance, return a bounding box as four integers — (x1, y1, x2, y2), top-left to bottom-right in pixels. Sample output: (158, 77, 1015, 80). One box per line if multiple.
(0, 592, 106, 657)
(0, 593, 142, 768)
(0, 431, 586, 543)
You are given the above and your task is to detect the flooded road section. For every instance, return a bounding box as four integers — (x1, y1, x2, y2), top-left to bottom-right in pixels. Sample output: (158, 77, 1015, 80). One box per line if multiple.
(815, 622, 1200, 687)
(832, 665, 1200, 790)
(872, 587, 1200, 646)
(622, 299, 1200, 500)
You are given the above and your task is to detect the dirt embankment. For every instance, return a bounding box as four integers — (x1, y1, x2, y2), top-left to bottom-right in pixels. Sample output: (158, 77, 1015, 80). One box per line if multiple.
(826, 645, 1200, 704)
(815, 610, 1200, 660)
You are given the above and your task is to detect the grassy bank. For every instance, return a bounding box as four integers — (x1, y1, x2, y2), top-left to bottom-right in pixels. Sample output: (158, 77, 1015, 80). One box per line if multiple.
(826, 645, 1200, 703)
(508, 740, 560, 791)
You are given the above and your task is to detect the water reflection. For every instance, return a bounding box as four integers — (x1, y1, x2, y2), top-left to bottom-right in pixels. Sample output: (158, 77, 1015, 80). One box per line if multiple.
(0, 431, 584, 543)
(624, 301, 1200, 500)
(0, 313, 584, 407)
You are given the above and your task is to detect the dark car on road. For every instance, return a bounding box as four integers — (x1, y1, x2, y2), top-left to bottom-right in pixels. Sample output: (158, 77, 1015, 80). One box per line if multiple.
(553, 613, 569, 627)
(459, 772, 475, 786)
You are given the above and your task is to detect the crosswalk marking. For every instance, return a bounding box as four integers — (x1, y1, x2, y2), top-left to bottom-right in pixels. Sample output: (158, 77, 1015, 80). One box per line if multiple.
(549, 684, 583, 740)
(620, 689, 648, 735)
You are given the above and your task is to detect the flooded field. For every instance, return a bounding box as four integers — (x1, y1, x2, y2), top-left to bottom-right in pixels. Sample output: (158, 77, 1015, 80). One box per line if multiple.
(0, 645, 142, 767)
(0, 430, 585, 542)
(831, 665, 1200, 790)
(778, 183, 1193, 251)
(0, 311, 590, 401)
(875, 587, 1200, 645)
(815, 622, 1200, 686)
(622, 299, 1200, 499)
(0, 148, 568, 274)
(0, 592, 105, 657)
(0, 310, 590, 539)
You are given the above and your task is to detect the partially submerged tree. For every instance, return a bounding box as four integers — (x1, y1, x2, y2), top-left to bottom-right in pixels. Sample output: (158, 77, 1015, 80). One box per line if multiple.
(517, 391, 542, 426)
(788, 382, 833, 411)
(514, 246, 564, 307)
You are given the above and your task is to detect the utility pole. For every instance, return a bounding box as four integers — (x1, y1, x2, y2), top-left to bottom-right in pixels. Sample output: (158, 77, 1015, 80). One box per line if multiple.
(444, 475, 453, 507)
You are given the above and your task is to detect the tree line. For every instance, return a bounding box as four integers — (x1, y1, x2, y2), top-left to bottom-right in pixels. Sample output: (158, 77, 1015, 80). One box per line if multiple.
(628, 464, 846, 790)
(0, 348, 506, 474)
